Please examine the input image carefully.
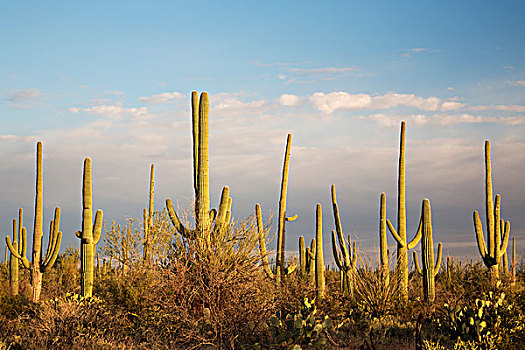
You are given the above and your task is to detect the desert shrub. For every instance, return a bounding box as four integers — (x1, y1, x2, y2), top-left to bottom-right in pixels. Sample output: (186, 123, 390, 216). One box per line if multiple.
(434, 281, 525, 349)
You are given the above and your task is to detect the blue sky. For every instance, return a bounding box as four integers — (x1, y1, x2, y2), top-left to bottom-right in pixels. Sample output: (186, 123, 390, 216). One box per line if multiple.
(1, 1, 524, 263)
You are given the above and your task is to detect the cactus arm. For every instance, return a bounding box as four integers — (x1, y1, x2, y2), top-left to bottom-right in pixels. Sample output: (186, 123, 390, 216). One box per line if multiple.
(41, 231, 62, 273)
(6, 236, 25, 261)
(256, 204, 274, 279)
(413, 251, 423, 276)
(387, 219, 405, 247)
(351, 241, 358, 267)
(434, 242, 443, 276)
(286, 215, 298, 222)
(209, 209, 217, 222)
(93, 210, 103, 245)
(498, 221, 510, 258)
(215, 186, 230, 227)
(166, 198, 192, 238)
(42, 208, 60, 267)
(331, 230, 344, 270)
(473, 211, 488, 259)
(407, 216, 423, 250)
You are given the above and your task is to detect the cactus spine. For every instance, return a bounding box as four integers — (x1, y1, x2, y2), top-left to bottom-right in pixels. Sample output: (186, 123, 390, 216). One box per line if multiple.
(256, 134, 297, 283)
(5, 142, 62, 302)
(473, 140, 510, 280)
(379, 193, 389, 286)
(143, 164, 155, 262)
(386, 121, 422, 301)
(76, 157, 103, 298)
(166, 92, 232, 242)
(315, 204, 325, 300)
(413, 199, 442, 302)
(330, 185, 357, 296)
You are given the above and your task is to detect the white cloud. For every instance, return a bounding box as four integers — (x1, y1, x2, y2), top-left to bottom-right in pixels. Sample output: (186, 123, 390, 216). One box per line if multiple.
(310, 92, 372, 113)
(211, 93, 271, 116)
(279, 94, 303, 107)
(309, 91, 458, 113)
(441, 101, 467, 111)
(138, 91, 184, 104)
(69, 104, 151, 120)
(508, 80, 525, 87)
(469, 105, 525, 113)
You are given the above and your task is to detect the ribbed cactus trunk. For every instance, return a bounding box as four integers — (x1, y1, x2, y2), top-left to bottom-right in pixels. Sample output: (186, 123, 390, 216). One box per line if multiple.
(31, 141, 44, 302)
(143, 164, 155, 262)
(299, 236, 306, 277)
(379, 193, 389, 286)
(195, 92, 211, 240)
(396, 121, 408, 300)
(473, 141, 510, 282)
(77, 158, 103, 298)
(413, 199, 442, 302)
(315, 204, 325, 300)
(276, 134, 292, 283)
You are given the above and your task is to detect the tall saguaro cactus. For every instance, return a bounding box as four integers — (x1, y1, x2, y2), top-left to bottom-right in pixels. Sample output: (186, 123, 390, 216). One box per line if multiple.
(256, 134, 297, 283)
(166, 91, 232, 242)
(143, 164, 155, 262)
(386, 121, 422, 301)
(379, 193, 389, 286)
(6, 142, 62, 302)
(330, 185, 357, 296)
(315, 204, 325, 300)
(473, 140, 510, 280)
(413, 199, 442, 302)
(76, 157, 103, 298)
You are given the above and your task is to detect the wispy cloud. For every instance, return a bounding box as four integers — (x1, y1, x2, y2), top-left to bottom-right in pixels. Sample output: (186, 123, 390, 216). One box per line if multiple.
(212, 93, 271, 115)
(69, 104, 151, 120)
(400, 48, 441, 58)
(138, 91, 185, 104)
(507, 80, 525, 87)
(4, 88, 41, 108)
(361, 113, 525, 128)
(309, 91, 462, 113)
(469, 104, 525, 113)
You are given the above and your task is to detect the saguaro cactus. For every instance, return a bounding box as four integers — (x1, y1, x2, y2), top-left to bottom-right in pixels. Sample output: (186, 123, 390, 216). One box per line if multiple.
(473, 140, 510, 280)
(386, 121, 422, 301)
(256, 134, 297, 283)
(413, 199, 442, 302)
(75, 157, 103, 298)
(8, 210, 24, 295)
(5, 142, 62, 302)
(379, 193, 389, 286)
(166, 92, 232, 242)
(315, 204, 325, 300)
(143, 164, 155, 262)
(330, 185, 357, 296)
